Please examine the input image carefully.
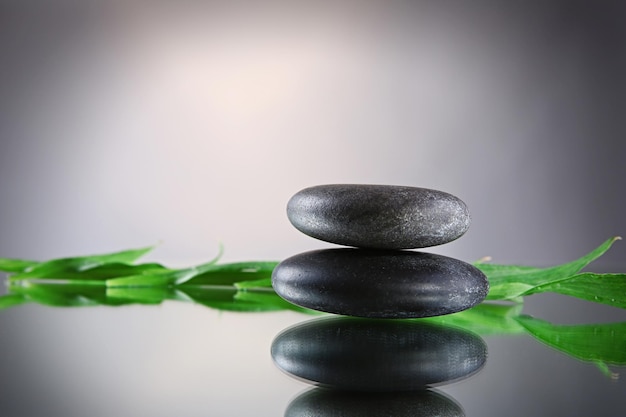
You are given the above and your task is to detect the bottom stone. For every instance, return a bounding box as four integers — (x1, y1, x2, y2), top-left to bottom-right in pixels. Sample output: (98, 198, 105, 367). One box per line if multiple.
(271, 249, 489, 318)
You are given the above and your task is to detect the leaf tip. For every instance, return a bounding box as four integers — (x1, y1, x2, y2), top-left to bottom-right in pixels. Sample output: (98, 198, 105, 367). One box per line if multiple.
(475, 256, 492, 264)
(206, 242, 225, 265)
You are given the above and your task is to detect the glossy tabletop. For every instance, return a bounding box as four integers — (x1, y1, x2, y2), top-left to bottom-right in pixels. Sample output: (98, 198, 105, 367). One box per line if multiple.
(1, 274, 625, 417)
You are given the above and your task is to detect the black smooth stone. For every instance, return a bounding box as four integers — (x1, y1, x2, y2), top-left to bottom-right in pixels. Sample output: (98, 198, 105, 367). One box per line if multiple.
(271, 249, 489, 318)
(285, 388, 465, 417)
(287, 184, 470, 249)
(271, 316, 487, 391)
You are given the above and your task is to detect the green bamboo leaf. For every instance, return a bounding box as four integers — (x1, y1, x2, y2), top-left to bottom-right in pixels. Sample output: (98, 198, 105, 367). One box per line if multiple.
(177, 286, 282, 312)
(62, 262, 168, 280)
(474, 263, 542, 280)
(527, 273, 626, 309)
(234, 290, 320, 314)
(11, 262, 168, 282)
(106, 287, 174, 304)
(516, 315, 626, 366)
(9, 282, 102, 307)
(182, 261, 278, 286)
(106, 261, 214, 287)
(9, 246, 155, 280)
(594, 361, 619, 379)
(0, 293, 29, 309)
(0, 258, 39, 273)
(106, 260, 277, 288)
(8, 282, 144, 307)
(105, 273, 180, 287)
(105, 261, 214, 287)
(484, 283, 534, 302)
(234, 277, 273, 290)
(422, 302, 526, 335)
(105, 251, 227, 287)
(484, 237, 621, 300)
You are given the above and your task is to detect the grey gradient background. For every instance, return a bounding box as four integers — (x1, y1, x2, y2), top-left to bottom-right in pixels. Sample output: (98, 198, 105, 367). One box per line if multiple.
(1, 0, 624, 266)
(1, 1, 625, 416)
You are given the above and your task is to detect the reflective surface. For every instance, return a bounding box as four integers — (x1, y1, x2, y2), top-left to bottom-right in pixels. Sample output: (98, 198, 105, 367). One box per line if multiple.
(271, 317, 487, 390)
(2, 1, 625, 415)
(285, 389, 464, 417)
(2, 279, 626, 417)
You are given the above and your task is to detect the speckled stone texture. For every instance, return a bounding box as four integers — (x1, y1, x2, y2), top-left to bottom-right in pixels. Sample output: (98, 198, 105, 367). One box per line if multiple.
(271, 249, 489, 318)
(271, 316, 487, 391)
(287, 184, 470, 249)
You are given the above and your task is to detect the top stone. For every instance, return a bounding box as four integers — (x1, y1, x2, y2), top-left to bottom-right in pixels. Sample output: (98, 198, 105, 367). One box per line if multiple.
(287, 184, 470, 249)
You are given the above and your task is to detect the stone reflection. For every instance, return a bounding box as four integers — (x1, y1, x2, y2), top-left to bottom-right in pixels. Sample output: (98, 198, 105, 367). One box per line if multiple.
(271, 316, 487, 391)
(285, 388, 464, 417)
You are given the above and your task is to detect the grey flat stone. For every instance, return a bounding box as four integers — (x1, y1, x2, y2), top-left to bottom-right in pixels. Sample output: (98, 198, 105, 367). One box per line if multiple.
(271, 249, 489, 318)
(287, 184, 470, 249)
(271, 316, 487, 391)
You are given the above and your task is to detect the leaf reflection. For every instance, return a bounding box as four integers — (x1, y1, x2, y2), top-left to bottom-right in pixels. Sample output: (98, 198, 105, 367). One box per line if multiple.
(3, 280, 310, 313)
(516, 316, 626, 379)
(2, 279, 624, 378)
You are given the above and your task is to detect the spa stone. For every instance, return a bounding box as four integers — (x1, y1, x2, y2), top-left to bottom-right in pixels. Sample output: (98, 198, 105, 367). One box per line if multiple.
(271, 249, 489, 318)
(287, 184, 470, 249)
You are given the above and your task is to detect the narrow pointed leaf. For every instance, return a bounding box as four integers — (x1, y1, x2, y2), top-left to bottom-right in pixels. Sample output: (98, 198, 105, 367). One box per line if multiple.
(10, 246, 155, 280)
(177, 286, 278, 312)
(106, 261, 277, 288)
(10, 262, 169, 282)
(485, 283, 534, 302)
(0, 258, 39, 273)
(105, 259, 217, 287)
(0, 293, 29, 309)
(172, 249, 225, 285)
(182, 261, 278, 286)
(234, 277, 273, 290)
(516, 315, 626, 365)
(423, 302, 526, 335)
(106, 287, 174, 304)
(10, 283, 102, 307)
(593, 361, 620, 379)
(484, 237, 621, 300)
(527, 273, 626, 309)
(8, 281, 148, 307)
(234, 290, 319, 314)
(105, 273, 179, 287)
(474, 263, 542, 280)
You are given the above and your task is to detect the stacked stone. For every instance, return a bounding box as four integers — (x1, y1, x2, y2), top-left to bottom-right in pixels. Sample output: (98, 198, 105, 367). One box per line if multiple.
(271, 184, 489, 318)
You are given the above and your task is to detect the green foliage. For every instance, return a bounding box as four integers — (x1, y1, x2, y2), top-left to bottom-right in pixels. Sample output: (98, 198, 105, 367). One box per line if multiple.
(0, 237, 623, 308)
(423, 302, 526, 335)
(6, 246, 155, 280)
(527, 273, 626, 309)
(1, 238, 625, 378)
(478, 237, 624, 307)
(0, 293, 29, 309)
(517, 316, 626, 378)
(0, 258, 39, 273)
